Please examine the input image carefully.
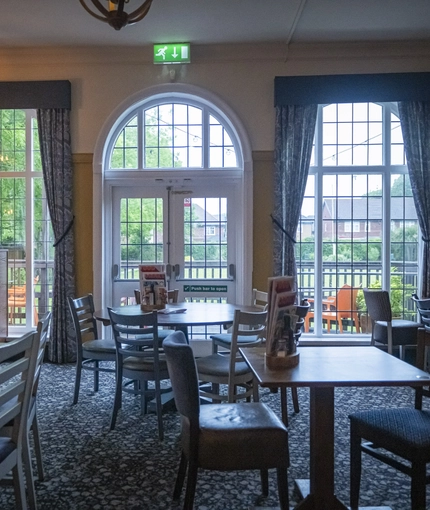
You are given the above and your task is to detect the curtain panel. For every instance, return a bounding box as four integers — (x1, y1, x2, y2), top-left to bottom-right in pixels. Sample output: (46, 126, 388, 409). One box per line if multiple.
(37, 109, 76, 363)
(398, 101, 430, 298)
(273, 104, 317, 284)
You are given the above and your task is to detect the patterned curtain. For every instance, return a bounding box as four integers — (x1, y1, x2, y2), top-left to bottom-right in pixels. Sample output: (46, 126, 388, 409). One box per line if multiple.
(273, 104, 318, 284)
(398, 101, 430, 297)
(37, 109, 76, 363)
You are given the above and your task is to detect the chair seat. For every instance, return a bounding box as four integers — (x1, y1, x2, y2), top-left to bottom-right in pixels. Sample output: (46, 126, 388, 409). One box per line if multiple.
(123, 355, 168, 372)
(82, 338, 116, 353)
(374, 320, 420, 345)
(0, 437, 16, 461)
(136, 329, 173, 340)
(349, 408, 430, 462)
(195, 353, 250, 377)
(210, 333, 261, 348)
(182, 403, 289, 470)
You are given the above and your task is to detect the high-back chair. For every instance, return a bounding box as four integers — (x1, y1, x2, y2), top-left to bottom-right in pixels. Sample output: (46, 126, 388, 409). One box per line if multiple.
(363, 288, 420, 358)
(0, 331, 39, 510)
(163, 331, 290, 510)
(134, 288, 179, 339)
(68, 294, 116, 405)
(107, 308, 170, 440)
(349, 332, 430, 510)
(196, 309, 267, 402)
(1, 312, 52, 509)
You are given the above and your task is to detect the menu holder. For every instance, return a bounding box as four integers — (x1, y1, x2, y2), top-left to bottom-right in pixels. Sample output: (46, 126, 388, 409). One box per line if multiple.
(139, 264, 168, 311)
(265, 351, 299, 369)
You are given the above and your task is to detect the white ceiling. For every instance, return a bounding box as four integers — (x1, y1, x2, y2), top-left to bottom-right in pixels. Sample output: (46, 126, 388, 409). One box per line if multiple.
(1, 0, 430, 48)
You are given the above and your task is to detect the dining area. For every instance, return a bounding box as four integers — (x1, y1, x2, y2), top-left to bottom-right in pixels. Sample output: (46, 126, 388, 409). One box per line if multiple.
(2, 281, 430, 510)
(52, 282, 430, 509)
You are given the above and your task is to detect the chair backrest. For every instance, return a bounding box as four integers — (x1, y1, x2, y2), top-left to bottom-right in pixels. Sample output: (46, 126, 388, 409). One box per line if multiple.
(68, 294, 99, 343)
(228, 309, 267, 401)
(252, 288, 268, 310)
(0, 331, 38, 451)
(167, 289, 179, 303)
(107, 307, 161, 361)
(31, 311, 52, 399)
(412, 293, 430, 322)
(162, 331, 200, 421)
(363, 288, 392, 322)
(335, 285, 359, 315)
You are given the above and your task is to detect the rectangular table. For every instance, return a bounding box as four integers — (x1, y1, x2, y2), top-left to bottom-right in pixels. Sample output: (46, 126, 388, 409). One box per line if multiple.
(240, 346, 430, 510)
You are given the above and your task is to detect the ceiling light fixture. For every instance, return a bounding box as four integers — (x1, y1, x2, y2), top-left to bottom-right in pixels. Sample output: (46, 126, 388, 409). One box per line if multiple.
(79, 0, 153, 31)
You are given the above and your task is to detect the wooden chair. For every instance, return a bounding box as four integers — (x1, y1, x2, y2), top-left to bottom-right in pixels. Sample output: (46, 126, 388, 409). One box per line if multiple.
(364, 288, 420, 358)
(134, 288, 179, 339)
(0, 312, 52, 509)
(349, 333, 430, 510)
(107, 308, 170, 440)
(68, 294, 116, 405)
(0, 331, 39, 510)
(196, 309, 267, 403)
(163, 331, 290, 510)
(304, 284, 360, 333)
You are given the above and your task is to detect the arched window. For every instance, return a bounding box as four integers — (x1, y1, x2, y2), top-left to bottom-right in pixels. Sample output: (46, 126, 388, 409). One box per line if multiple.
(106, 100, 239, 171)
(297, 102, 419, 337)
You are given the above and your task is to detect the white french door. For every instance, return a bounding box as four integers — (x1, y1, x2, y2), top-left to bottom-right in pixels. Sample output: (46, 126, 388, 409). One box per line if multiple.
(111, 179, 238, 308)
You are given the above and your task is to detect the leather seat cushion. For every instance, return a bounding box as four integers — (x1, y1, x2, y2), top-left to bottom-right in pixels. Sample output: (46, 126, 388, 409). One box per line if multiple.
(349, 408, 430, 462)
(136, 329, 173, 340)
(373, 320, 420, 345)
(195, 354, 251, 377)
(182, 403, 289, 470)
(82, 338, 116, 353)
(123, 355, 168, 372)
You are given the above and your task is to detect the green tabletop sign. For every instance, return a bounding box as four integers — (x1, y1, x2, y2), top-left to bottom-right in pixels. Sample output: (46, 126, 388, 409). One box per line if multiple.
(183, 285, 227, 293)
(153, 43, 190, 64)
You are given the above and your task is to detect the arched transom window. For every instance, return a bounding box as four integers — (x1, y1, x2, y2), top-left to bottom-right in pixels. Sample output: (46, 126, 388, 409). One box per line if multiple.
(107, 101, 239, 170)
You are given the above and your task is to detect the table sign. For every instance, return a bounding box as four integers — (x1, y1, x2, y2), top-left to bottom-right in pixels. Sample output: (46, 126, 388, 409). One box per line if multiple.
(139, 264, 167, 310)
(265, 275, 300, 368)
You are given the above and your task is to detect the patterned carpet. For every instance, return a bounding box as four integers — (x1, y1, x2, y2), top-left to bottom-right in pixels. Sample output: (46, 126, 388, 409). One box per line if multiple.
(0, 361, 428, 510)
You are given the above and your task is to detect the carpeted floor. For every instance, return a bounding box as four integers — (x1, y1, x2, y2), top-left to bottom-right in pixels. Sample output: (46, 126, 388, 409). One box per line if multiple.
(0, 361, 428, 510)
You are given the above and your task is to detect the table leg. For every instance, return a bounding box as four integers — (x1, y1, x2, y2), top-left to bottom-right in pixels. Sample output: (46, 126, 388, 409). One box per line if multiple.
(293, 386, 347, 510)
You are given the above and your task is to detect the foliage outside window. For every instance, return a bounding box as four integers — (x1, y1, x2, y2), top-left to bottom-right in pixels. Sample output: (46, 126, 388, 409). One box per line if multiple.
(0, 109, 53, 328)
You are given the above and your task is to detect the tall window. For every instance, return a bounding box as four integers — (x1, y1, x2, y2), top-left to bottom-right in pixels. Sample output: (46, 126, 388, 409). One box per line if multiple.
(0, 109, 53, 329)
(297, 102, 419, 336)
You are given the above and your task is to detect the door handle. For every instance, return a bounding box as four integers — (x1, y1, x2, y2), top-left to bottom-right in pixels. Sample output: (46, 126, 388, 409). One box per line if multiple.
(112, 264, 119, 280)
(229, 264, 235, 280)
(174, 264, 181, 280)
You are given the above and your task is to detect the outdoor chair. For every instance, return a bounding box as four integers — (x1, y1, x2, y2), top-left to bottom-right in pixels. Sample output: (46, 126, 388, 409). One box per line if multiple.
(364, 288, 420, 358)
(163, 331, 290, 510)
(68, 294, 116, 405)
(304, 284, 360, 333)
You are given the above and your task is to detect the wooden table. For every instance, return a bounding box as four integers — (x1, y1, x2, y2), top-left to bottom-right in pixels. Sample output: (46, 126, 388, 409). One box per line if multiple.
(240, 346, 430, 510)
(106, 302, 258, 329)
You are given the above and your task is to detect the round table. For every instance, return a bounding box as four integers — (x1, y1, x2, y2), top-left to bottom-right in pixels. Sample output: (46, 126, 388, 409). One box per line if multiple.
(107, 302, 259, 329)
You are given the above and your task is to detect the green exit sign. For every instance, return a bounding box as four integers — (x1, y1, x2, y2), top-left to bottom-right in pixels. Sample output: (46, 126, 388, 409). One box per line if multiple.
(153, 43, 190, 64)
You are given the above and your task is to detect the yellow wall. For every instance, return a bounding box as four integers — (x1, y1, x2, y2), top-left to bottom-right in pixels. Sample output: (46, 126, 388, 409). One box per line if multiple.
(72, 154, 94, 297)
(1, 41, 430, 296)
